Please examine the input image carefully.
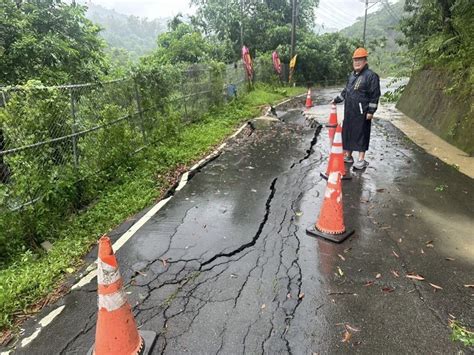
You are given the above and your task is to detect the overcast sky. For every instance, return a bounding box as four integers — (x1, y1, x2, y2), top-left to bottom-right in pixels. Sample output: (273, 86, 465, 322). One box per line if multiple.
(88, 0, 385, 30)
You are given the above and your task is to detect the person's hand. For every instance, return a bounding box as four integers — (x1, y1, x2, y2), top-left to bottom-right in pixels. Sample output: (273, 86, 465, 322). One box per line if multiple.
(366, 113, 374, 120)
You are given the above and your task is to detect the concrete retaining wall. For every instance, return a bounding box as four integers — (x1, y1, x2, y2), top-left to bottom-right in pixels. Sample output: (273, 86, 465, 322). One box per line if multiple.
(396, 69, 474, 156)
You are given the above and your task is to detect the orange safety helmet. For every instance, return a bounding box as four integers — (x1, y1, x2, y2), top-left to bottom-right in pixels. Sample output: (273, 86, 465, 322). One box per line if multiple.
(352, 47, 369, 59)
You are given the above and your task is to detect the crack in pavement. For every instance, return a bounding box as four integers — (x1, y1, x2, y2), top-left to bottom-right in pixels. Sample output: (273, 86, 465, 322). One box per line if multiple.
(199, 178, 278, 270)
(290, 124, 322, 169)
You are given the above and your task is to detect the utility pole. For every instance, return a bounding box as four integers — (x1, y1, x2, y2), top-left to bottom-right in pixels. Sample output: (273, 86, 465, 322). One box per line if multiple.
(290, 0, 297, 59)
(362, 0, 381, 47)
(362, 0, 368, 46)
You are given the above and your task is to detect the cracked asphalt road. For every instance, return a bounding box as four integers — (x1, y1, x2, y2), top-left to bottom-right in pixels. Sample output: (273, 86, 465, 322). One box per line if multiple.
(12, 88, 474, 354)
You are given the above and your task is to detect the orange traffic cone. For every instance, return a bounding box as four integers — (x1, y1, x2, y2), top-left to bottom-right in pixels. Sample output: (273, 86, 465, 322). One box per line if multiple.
(306, 171, 354, 243)
(327, 103, 338, 145)
(321, 124, 352, 180)
(305, 88, 313, 108)
(88, 236, 156, 355)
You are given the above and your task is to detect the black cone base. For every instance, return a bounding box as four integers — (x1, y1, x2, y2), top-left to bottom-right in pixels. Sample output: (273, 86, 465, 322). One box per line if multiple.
(320, 172, 352, 180)
(306, 226, 354, 243)
(88, 330, 157, 355)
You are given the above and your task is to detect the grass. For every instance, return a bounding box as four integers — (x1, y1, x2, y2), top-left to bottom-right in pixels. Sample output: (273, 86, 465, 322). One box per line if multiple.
(449, 320, 474, 347)
(0, 84, 306, 336)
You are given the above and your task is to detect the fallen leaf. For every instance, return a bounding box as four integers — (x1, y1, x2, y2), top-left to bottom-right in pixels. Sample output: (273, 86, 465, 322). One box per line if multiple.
(391, 270, 400, 278)
(398, 238, 402, 243)
(66, 267, 74, 274)
(295, 211, 303, 217)
(404, 213, 413, 217)
(376, 273, 382, 279)
(261, 304, 266, 309)
(421, 249, 425, 254)
(382, 287, 395, 293)
(429, 282, 443, 290)
(337, 267, 344, 276)
(338, 254, 346, 261)
(343, 248, 352, 253)
(161, 258, 168, 267)
(425, 240, 433, 245)
(426, 243, 434, 248)
(406, 273, 425, 281)
(464, 285, 474, 288)
(364, 281, 374, 287)
(392, 250, 399, 258)
(230, 274, 238, 278)
(341, 330, 352, 343)
(287, 293, 292, 299)
(445, 257, 455, 261)
(345, 324, 361, 332)
(299, 293, 305, 299)
(376, 188, 386, 193)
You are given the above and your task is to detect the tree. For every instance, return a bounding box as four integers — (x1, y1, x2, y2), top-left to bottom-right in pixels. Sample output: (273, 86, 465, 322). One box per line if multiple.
(0, 0, 108, 85)
(400, 0, 473, 73)
(190, 0, 319, 60)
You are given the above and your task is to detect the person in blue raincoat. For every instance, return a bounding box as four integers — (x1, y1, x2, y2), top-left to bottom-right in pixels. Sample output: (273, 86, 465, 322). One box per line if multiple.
(332, 47, 381, 170)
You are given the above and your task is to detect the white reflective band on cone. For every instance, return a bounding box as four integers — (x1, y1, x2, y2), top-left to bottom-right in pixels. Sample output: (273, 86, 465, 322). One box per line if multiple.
(334, 132, 342, 142)
(98, 289, 127, 312)
(331, 145, 343, 154)
(328, 172, 339, 184)
(97, 259, 121, 286)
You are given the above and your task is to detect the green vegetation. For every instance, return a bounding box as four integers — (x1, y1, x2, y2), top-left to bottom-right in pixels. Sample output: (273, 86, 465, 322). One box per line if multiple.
(449, 320, 474, 347)
(401, 0, 473, 92)
(144, 21, 230, 65)
(0, 0, 107, 85)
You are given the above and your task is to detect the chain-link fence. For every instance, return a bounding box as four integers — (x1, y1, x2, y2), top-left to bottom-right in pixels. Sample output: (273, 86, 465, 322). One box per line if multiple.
(0, 63, 247, 213)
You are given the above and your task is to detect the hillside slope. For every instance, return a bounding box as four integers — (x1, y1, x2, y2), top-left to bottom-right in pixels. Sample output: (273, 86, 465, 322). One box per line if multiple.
(85, 3, 168, 60)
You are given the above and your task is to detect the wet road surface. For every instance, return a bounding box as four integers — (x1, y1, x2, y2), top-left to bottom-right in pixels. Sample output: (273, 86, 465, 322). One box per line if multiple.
(10, 88, 474, 354)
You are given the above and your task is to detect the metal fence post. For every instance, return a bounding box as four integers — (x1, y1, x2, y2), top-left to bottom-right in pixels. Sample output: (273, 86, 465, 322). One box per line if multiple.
(133, 80, 147, 144)
(69, 89, 79, 170)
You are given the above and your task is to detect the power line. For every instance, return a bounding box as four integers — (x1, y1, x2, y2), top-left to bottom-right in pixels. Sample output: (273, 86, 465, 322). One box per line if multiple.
(381, 0, 400, 21)
(322, 2, 357, 23)
(315, 7, 355, 28)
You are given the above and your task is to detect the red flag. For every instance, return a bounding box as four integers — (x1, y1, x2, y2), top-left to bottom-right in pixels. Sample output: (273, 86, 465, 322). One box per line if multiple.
(242, 46, 253, 81)
(272, 51, 281, 75)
